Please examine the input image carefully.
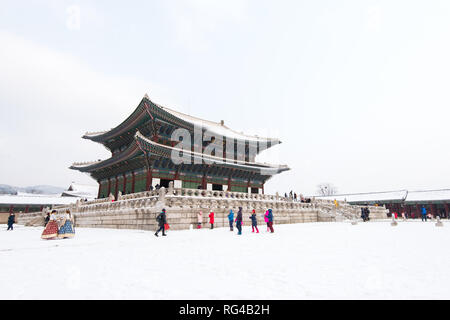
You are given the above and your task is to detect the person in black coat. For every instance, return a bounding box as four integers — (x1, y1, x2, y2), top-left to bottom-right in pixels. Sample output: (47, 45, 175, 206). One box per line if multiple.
(7, 213, 15, 231)
(236, 207, 243, 235)
(155, 208, 167, 237)
(361, 208, 366, 222)
(44, 212, 50, 226)
(365, 207, 370, 221)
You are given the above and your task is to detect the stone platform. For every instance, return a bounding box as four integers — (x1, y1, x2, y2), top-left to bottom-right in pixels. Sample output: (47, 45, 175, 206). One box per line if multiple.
(17, 185, 388, 231)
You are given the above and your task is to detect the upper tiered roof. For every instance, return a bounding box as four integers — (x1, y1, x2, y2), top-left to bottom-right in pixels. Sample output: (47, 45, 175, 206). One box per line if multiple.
(83, 94, 281, 152)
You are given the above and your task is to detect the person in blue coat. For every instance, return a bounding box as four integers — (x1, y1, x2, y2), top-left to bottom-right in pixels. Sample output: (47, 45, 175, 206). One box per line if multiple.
(227, 210, 234, 231)
(267, 209, 274, 233)
(7, 213, 15, 231)
(249, 209, 259, 233)
(236, 207, 243, 235)
(421, 206, 427, 222)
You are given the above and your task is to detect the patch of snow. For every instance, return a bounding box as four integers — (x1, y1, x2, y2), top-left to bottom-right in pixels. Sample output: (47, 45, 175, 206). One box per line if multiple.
(1, 221, 449, 299)
(0, 195, 79, 206)
(406, 189, 450, 202)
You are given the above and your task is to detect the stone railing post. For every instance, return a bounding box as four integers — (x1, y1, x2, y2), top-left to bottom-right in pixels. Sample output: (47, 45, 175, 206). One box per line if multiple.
(158, 187, 166, 202)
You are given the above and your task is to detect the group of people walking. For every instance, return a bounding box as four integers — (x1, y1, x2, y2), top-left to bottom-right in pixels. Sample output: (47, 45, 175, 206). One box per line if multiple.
(361, 207, 371, 222)
(227, 207, 274, 235)
(225, 207, 275, 235)
(154, 207, 276, 237)
(41, 210, 75, 240)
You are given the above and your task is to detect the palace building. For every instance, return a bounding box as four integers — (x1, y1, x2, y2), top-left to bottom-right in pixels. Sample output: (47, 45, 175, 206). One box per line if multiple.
(317, 189, 450, 219)
(71, 95, 290, 199)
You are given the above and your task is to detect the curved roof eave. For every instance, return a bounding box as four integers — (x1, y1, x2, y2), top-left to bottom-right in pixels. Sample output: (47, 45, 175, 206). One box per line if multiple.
(70, 141, 141, 172)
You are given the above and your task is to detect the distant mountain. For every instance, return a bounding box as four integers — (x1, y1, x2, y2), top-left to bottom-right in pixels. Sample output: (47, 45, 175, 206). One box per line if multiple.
(0, 184, 18, 195)
(0, 184, 66, 195)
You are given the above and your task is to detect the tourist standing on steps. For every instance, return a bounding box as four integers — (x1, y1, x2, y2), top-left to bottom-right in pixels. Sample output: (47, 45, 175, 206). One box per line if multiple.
(267, 209, 274, 233)
(7, 213, 15, 231)
(197, 211, 203, 229)
(155, 208, 167, 237)
(209, 211, 214, 229)
(249, 209, 259, 233)
(236, 207, 243, 235)
(227, 209, 234, 231)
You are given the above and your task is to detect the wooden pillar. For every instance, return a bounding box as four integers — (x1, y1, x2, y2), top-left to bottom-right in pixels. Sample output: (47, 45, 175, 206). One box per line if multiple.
(430, 203, 436, 217)
(262, 184, 265, 195)
(115, 176, 119, 199)
(97, 182, 102, 199)
(444, 203, 449, 218)
(202, 174, 207, 190)
(146, 168, 152, 190)
(406, 205, 411, 216)
(123, 173, 127, 195)
(415, 204, 421, 219)
(227, 169, 233, 192)
(9, 205, 13, 214)
(25, 205, 29, 213)
(131, 171, 136, 194)
(107, 178, 111, 197)
(174, 166, 180, 181)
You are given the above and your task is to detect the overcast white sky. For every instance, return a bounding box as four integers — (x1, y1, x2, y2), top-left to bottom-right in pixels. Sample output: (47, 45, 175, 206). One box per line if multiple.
(0, 0, 449, 195)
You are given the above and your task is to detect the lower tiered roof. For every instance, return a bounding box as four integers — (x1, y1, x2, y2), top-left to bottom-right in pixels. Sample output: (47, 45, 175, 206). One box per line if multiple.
(71, 131, 289, 182)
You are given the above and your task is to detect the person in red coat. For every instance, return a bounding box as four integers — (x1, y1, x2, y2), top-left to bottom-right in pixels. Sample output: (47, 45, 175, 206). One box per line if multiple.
(209, 211, 215, 229)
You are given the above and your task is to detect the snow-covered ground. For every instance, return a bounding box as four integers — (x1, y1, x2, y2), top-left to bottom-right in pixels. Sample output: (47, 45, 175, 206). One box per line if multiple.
(1, 221, 449, 300)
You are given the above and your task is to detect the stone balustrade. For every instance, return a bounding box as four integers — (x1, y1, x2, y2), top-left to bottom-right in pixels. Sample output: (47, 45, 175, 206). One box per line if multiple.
(16, 184, 389, 231)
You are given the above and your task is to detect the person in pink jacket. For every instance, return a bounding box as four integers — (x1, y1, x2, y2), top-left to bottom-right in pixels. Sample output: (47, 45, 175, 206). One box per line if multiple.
(209, 211, 214, 229)
(264, 210, 270, 232)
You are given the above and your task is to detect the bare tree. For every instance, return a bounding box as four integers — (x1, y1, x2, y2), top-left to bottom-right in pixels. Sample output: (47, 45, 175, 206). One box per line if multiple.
(317, 183, 338, 196)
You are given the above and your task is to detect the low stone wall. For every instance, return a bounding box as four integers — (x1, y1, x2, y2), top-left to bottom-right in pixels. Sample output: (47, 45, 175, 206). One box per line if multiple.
(72, 207, 323, 231)
(0, 212, 9, 224)
(16, 186, 388, 231)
